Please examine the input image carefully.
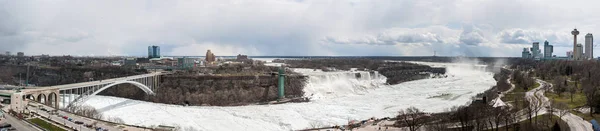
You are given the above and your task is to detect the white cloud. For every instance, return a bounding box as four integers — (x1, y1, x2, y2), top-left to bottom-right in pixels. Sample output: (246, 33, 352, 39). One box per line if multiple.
(0, 0, 599, 57)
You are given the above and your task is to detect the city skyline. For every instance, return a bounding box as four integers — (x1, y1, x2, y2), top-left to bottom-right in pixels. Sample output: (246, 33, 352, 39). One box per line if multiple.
(1, 0, 599, 57)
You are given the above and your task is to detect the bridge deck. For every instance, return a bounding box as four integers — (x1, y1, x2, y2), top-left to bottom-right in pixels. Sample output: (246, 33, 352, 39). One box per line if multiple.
(25, 72, 163, 92)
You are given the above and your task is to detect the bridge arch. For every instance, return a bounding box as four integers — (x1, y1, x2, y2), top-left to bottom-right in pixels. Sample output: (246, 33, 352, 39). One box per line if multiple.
(48, 92, 58, 108)
(67, 80, 155, 108)
(91, 80, 155, 96)
(24, 94, 35, 101)
(37, 94, 47, 104)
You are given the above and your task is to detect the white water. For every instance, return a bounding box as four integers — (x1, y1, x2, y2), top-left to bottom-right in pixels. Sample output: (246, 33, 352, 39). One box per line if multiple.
(294, 68, 387, 99)
(78, 62, 495, 131)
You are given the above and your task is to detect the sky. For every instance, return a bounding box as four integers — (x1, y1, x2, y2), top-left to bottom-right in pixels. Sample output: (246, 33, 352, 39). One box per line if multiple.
(0, 0, 599, 57)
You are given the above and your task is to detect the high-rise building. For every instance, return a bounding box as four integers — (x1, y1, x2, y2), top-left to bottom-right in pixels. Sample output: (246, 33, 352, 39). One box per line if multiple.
(586, 33, 593, 60)
(148, 45, 160, 58)
(5, 51, 10, 56)
(567, 51, 573, 58)
(522, 48, 531, 58)
(576, 43, 584, 59)
(17, 52, 24, 57)
(544, 41, 553, 58)
(572, 29, 580, 60)
(531, 42, 541, 58)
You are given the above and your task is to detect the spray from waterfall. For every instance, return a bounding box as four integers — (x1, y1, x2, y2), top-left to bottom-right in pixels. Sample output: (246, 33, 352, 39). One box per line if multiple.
(293, 68, 387, 100)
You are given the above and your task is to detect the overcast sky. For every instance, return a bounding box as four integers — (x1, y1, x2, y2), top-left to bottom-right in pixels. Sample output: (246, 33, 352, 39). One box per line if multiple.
(1, 0, 599, 57)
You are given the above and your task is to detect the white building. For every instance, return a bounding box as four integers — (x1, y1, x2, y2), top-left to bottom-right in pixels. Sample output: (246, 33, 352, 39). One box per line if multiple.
(586, 33, 593, 60)
(576, 43, 584, 59)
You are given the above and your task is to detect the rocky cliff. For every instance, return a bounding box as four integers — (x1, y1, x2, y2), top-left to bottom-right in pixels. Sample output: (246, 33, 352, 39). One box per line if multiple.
(99, 74, 307, 106)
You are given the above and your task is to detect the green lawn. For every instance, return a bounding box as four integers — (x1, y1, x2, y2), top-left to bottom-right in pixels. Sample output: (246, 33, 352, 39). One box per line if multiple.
(27, 118, 67, 131)
(546, 91, 586, 109)
(531, 82, 540, 91)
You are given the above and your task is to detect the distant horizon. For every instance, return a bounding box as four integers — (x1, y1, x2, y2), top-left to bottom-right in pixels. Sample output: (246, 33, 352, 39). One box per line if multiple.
(2, 1, 599, 57)
(6, 54, 525, 59)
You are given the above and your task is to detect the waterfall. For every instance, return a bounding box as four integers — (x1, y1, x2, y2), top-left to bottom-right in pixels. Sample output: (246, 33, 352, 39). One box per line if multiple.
(293, 68, 387, 99)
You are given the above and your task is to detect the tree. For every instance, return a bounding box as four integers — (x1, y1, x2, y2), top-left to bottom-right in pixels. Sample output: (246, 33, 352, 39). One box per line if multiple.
(552, 77, 566, 96)
(452, 106, 473, 131)
(554, 101, 569, 120)
(396, 107, 429, 131)
(583, 78, 600, 116)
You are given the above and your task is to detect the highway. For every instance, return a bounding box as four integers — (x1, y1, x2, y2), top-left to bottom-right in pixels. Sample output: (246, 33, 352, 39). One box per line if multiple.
(29, 103, 125, 131)
(1, 110, 43, 131)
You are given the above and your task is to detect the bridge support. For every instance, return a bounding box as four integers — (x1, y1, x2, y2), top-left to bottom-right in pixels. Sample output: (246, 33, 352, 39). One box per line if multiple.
(278, 65, 285, 99)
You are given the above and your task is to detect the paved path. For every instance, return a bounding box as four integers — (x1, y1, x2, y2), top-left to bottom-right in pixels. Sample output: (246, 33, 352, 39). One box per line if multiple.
(536, 80, 593, 131)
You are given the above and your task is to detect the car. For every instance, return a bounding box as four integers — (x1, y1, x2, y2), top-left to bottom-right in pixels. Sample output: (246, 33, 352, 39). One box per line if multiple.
(84, 124, 93, 128)
(74, 121, 84, 125)
(68, 118, 73, 121)
(62, 116, 68, 119)
(0, 124, 11, 128)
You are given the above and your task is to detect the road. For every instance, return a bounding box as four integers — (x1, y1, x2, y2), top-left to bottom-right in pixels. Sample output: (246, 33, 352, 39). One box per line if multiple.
(1, 110, 43, 131)
(29, 103, 124, 131)
(535, 80, 593, 131)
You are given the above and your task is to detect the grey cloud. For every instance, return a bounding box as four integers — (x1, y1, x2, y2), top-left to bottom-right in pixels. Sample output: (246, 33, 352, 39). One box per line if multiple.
(322, 28, 451, 45)
(497, 29, 571, 47)
(459, 26, 485, 46)
(0, 0, 598, 57)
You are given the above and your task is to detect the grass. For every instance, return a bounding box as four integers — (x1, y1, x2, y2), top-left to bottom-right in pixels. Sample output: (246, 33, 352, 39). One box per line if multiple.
(546, 91, 586, 109)
(27, 118, 67, 131)
(544, 78, 586, 109)
(531, 82, 540, 91)
(490, 114, 569, 131)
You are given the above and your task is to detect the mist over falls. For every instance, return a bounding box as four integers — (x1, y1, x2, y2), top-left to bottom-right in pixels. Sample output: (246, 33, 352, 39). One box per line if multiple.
(295, 69, 387, 99)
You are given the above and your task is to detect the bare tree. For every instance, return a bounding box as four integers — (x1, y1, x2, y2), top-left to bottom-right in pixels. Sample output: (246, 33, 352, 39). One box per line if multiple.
(65, 104, 103, 119)
(533, 96, 544, 125)
(552, 76, 567, 96)
(583, 78, 599, 116)
(569, 83, 577, 102)
(523, 98, 537, 126)
(426, 113, 449, 131)
(554, 101, 569, 120)
(396, 107, 429, 131)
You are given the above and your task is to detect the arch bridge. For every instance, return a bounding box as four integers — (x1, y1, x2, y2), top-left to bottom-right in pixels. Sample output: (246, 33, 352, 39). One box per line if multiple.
(11, 72, 165, 112)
